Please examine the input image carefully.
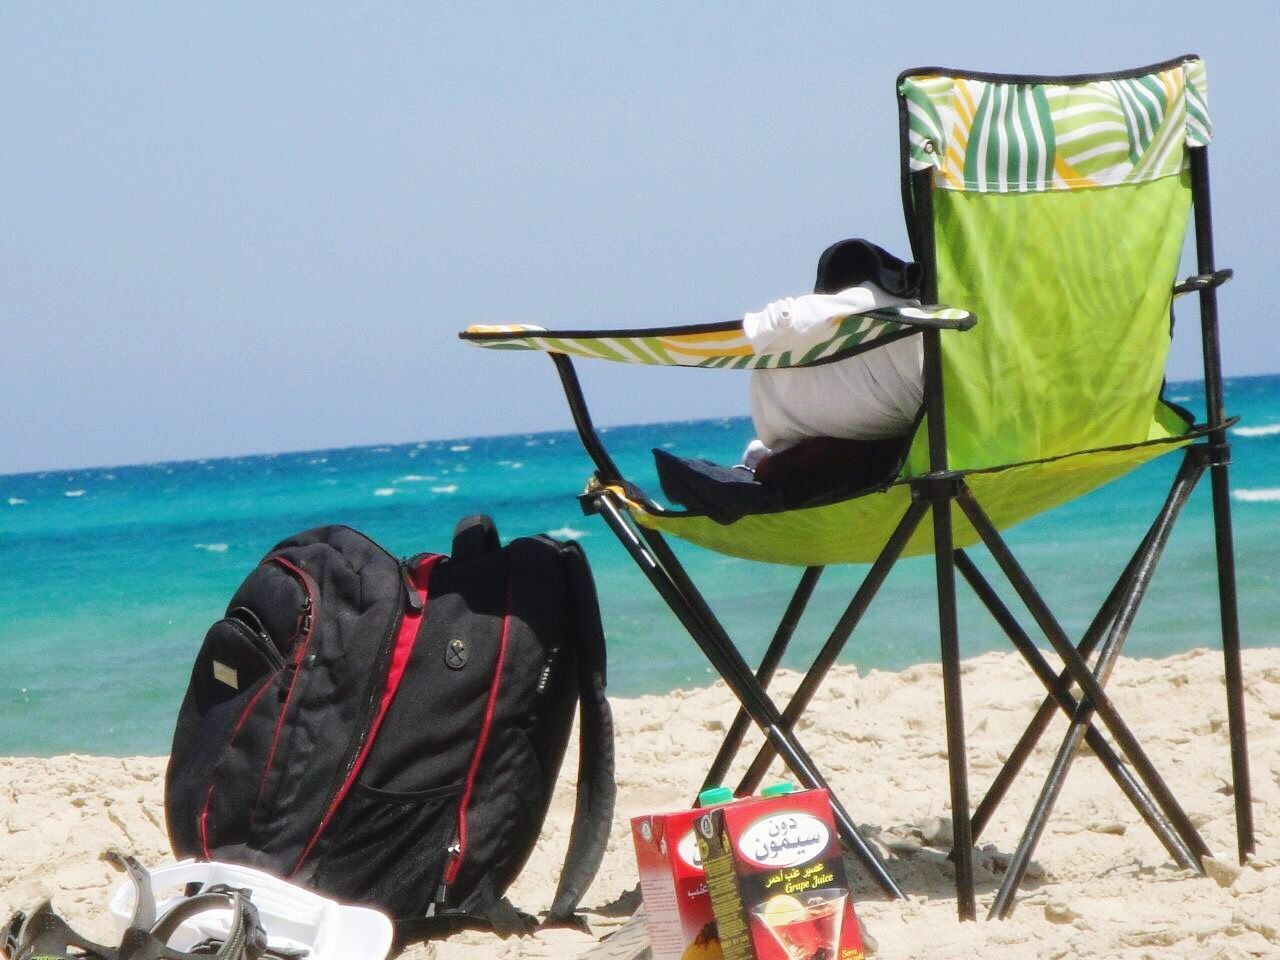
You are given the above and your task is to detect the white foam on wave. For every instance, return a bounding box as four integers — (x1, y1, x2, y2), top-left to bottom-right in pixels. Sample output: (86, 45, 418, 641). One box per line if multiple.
(7, 497, 26, 506)
(1233, 488, 1280, 503)
(1233, 423, 1280, 438)
(64, 489, 86, 498)
(308, 457, 329, 464)
(374, 488, 398, 497)
(547, 525, 587, 539)
(432, 484, 458, 494)
(195, 543, 229, 553)
(396, 474, 437, 483)
(450, 444, 471, 452)
(372, 446, 393, 454)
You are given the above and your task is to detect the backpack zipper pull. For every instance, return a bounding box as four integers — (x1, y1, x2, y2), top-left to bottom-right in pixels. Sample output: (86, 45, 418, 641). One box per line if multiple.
(277, 662, 296, 702)
(401, 563, 424, 613)
(440, 833, 462, 899)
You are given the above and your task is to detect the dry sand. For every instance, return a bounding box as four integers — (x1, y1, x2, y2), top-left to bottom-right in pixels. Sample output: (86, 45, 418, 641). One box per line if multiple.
(2, 647, 1278, 960)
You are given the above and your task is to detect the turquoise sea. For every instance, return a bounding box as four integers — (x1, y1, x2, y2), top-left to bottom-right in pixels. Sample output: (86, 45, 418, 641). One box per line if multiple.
(2, 374, 1278, 757)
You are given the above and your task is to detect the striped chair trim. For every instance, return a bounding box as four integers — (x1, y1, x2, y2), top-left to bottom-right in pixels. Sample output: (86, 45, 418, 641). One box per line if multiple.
(901, 57, 1210, 193)
(460, 305, 973, 369)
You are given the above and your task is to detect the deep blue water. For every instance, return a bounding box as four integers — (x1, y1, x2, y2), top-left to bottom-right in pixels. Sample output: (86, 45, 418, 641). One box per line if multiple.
(2, 375, 1277, 756)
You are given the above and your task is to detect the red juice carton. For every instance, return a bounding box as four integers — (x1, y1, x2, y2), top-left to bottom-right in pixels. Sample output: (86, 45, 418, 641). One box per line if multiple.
(631, 787, 735, 960)
(695, 787, 865, 960)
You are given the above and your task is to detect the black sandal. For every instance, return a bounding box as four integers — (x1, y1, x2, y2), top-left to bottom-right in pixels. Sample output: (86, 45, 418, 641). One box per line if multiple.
(5, 852, 269, 960)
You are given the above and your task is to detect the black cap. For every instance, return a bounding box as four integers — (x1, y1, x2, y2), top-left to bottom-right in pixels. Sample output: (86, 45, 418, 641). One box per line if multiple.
(813, 238, 922, 297)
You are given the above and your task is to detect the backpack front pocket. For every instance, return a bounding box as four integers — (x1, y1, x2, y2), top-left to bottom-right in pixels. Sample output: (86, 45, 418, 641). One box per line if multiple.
(311, 780, 464, 917)
(165, 616, 289, 856)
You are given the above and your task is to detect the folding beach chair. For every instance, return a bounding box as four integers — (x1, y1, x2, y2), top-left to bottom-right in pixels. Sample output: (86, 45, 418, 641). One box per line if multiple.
(460, 55, 1253, 920)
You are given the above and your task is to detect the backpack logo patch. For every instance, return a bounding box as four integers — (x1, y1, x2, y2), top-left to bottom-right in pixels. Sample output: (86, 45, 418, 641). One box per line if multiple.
(212, 660, 239, 690)
(445, 637, 468, 670)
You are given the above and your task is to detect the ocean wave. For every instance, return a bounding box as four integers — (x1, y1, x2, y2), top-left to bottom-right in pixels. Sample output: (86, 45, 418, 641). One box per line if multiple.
(372, 447, 393, 454)
(64, 490, 86, 498)
(432, 484, 458, 494)
(7, 497, 26, 506)
(395, 474, 437, 483)
(547, 525, 588, 539)
(307, 457, 328, 464)
(1233, 423, 1280, 438)
(195, 543, 229, 553)
(450, 444, 471, 452)
(1233, 488, 1280, 503)
(374, 488, 398, 497)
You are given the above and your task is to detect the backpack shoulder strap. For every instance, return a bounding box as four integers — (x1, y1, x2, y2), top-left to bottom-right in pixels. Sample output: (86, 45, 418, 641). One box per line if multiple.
(546, 541, 616, 927)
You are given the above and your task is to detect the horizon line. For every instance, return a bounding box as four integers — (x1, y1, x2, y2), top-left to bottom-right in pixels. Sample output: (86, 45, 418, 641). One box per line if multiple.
(3, 370, 1274, 480)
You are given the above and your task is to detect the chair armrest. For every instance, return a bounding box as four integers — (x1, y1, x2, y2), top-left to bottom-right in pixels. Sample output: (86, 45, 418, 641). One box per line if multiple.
(1173, 268, 1233, 298)
(459, 304, 976, 369)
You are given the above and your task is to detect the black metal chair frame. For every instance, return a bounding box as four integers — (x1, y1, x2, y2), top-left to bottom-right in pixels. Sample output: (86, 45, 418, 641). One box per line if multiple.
(541, 144, 1252, 921)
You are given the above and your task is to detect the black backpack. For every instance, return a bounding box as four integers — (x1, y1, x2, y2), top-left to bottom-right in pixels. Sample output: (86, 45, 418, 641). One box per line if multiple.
(164, 518, 614, 937)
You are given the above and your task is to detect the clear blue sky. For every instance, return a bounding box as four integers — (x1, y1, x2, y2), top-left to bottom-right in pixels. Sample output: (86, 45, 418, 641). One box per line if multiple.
(3, 2, 1276, 474)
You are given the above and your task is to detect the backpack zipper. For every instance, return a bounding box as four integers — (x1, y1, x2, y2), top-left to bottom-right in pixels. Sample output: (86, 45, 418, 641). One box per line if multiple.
(200, 556, 317, 854)
(251, 558, 319, 814)
(441, 581, 514, 891)
(290, 553, 440, 874)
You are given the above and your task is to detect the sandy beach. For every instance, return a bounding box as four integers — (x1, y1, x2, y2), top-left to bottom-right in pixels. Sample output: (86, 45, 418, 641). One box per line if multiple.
(2, 646, 1277, 960)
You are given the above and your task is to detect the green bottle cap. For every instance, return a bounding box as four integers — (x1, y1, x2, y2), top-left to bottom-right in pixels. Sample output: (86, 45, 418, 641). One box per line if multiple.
(760, 782, 796, 798)
(698, 786, 734, 806)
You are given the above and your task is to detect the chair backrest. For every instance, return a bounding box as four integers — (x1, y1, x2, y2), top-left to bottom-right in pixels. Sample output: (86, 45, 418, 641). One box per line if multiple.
(896, 56, 1210, 476)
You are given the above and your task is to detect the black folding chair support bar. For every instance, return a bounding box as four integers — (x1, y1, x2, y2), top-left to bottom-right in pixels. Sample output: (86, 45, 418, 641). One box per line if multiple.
(589, 493, 906, 901)
(733, 501, 929, 795)
(954, 550, 1201, 873)
(957, 485, 1211, 862)
(698, 565, 823, 798)
(1190, 147, 1255, 862)
(974, 455, 1208, 916)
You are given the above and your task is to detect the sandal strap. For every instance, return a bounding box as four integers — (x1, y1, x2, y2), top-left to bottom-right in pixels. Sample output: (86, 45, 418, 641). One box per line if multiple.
(102, 852, 157, 933)
(10, 901, 119, 960)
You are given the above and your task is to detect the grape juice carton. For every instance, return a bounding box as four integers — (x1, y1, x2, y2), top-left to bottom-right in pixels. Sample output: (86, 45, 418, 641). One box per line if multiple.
(694, 788, 865, 960)
(631, 789, 734, 960)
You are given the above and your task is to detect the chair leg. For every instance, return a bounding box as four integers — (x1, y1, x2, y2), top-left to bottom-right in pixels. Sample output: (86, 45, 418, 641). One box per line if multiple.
(933, 496, 976, 921)
(960, 545, 1132, 840)
(958, 481, 1210, 865)
(987, 466, 1203, 916)
(735, 502, 928, 796)
(955, 551, 1200, 872)
(699, 566, 823, 797)
(591, 495, 906, 900)
(1208, 460, 1255, 862)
